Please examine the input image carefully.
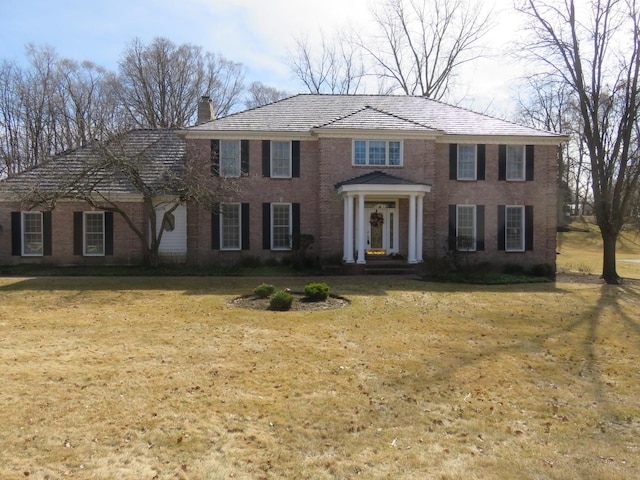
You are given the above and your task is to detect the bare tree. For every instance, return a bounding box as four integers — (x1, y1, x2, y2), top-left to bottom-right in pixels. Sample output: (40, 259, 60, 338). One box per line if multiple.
(117, 37, 246, 128)
(361, 0, 493, 99)
(244, 81, 289, 109)
(288, 31, 365, 94)
(518, 0, 640, 284)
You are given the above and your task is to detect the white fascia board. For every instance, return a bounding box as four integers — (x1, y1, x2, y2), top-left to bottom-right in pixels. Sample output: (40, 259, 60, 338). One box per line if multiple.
(437, 134, 569, 145)
(336, 183, 431, 196)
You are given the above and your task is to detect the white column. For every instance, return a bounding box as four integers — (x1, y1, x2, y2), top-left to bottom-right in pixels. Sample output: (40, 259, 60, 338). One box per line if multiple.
(416, 194, 424, 262)
(346, 195, 355, 263)
(343, 196, 349, 261)
(357, 194, 366, 264)
(408, 194, 417, 264)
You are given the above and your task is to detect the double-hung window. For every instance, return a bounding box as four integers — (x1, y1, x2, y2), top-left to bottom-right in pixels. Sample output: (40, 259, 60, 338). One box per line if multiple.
(271, 203, 291, 250)
(220, 140, 241, 177)
(457, 145, 477, 180)
(22, 211, 43, 256)
(84, 212, 105, 256)
(220, 203, 241, 250)
(456, 205, 476, 251)
(271, 141, 291, 178)
(353, 140, 402, 166)
(505, 206, 525, 251)
(506, 145, 525, 181)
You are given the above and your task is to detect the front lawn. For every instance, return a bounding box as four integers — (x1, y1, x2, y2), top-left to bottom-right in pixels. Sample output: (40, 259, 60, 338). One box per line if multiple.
(1, 275, 639, 479)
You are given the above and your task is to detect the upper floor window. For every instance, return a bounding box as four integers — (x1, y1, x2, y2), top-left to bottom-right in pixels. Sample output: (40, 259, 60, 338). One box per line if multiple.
(271, 141, 291, 178)
(353, 140, 402, 166)
(506, 145, 525, 181)
(220, 140, 241, 177)
(22, 211, 43, 256)
(457, 145, 477, 180)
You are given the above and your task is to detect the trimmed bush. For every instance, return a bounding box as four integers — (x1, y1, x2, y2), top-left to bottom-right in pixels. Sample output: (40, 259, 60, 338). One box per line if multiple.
(304, 282, 330, 302)
(269, 290, 294, 311)
(254, 283, 276, 299)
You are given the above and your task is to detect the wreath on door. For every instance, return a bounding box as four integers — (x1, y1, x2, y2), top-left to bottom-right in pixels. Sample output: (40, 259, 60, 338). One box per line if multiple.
(370, 211, 384, 227)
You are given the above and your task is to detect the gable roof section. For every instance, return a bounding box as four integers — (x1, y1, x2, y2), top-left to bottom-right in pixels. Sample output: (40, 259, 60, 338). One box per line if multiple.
(0, 130, 186, 198)
(185, 94, 565, 141)
(335, 170, 431, 195)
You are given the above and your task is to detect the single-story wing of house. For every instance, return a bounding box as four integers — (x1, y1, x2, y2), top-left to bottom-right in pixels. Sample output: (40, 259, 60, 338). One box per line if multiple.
(0, 94, 567, 272)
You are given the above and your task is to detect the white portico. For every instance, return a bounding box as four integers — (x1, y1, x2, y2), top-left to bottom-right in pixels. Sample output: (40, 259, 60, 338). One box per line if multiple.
(335, 171, 431, 264)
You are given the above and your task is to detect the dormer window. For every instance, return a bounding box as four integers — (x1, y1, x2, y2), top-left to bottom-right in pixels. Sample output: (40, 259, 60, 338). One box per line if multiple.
(353, 140, 402, 166)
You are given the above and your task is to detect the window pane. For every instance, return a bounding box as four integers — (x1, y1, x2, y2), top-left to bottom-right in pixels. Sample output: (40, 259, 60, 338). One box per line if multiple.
(456, 206, 476, 250)
(85, 212, 104, 255)
(220, 140, 240, 177)
(272, 204, 291, 249)
(458, 145, 476, 180)
(221, 204, 241, 250)
(368, 141, 386, 165)
(506, 145, 524, 180)
(354, 141, 366, 165)
(271, 141, 291, 177)
(506, 207, 524, 251)
(389, 141, 401, 165)
(22, 212, 43, 255)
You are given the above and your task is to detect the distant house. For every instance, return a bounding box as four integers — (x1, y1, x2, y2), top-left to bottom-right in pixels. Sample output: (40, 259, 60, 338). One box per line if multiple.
(0, 94, 566, 271)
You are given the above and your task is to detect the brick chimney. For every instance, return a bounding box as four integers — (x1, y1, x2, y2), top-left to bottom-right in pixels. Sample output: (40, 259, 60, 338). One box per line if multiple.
(197, 95, 214, 124)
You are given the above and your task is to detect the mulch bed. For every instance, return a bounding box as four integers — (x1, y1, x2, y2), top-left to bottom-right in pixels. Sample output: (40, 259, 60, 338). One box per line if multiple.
(230, 292, 350, 311)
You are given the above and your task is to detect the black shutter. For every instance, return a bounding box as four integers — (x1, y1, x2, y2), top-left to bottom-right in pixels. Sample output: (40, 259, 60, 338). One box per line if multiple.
(292, 203, 301, 249)
(211, 204, 220, 250)
(241, 140, 250, 176)
(104, 212, 114, 256)
(448, 205, 456, 250)
(262, 203, 271, 249)
(241, 203, 250, 250)
(476, 205, 485, 251)
(211, 140, 220, 176)
(292, 141, 300, 178)
(497, 205, 506, 251)
(525, 206, 534, 250)
(73, 212, 83, 255)
(43, 211, 52, 256)
(262, 140, 271, 177)
(498, 145, 506, 181)
(477, 145, 486, 181)
(11, 212, 21, 256)
(449, 144, 457, 180)
(526, 145, 534, 181)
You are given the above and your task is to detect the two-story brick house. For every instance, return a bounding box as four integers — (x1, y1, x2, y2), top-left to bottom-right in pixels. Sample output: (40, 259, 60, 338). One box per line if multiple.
(0, 94, 565, 271)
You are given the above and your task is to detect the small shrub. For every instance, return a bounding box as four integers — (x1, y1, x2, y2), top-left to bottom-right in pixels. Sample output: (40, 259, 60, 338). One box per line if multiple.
(238, 255, 262, 268)
(531, 263, 555, 278)
(254, 283, 276, 299)
(503, 263, 525, 275)
(269, 290, 294, 311)
(304, 282, 330, 302)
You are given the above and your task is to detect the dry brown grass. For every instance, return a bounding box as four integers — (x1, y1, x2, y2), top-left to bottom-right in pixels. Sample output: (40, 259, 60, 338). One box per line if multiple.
(1, 228, 639, 479)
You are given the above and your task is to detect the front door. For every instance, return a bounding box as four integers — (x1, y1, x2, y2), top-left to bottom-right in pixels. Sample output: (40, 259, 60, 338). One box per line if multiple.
(365, 202, 397, 255)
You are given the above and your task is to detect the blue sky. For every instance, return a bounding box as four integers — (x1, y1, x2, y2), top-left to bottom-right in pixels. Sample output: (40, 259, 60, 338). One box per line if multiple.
(0, 0, 523, 115)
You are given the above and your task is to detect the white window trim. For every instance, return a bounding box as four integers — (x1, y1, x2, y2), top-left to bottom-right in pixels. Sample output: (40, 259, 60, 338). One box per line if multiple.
(506, 145, 526, 181)
(271, 203, 292, 251)
(270, 141, 292, 178)
(220, 202, 242, 251)
(352, 140, 403, 167)
(83, 211, 105, 257)
(22, 211, 43, 256)
(505, 205, 525, 252)
(220, 140, 241, 178)
(457, 144, 477, 181)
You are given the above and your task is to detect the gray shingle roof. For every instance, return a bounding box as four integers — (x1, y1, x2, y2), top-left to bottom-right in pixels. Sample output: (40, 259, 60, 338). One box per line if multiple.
(335, 170, 429, 188)
(0, 130, 186, 197)
(188, 94, 563, 139)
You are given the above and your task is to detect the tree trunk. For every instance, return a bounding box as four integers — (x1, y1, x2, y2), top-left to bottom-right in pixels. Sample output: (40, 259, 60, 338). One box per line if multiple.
(601, 231, 620, 284)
